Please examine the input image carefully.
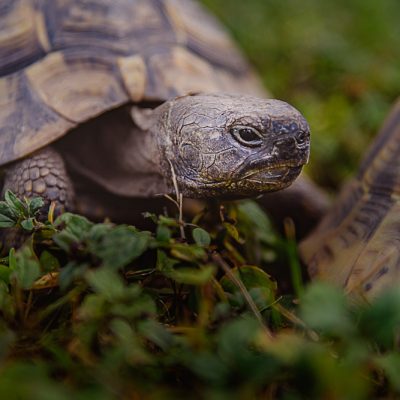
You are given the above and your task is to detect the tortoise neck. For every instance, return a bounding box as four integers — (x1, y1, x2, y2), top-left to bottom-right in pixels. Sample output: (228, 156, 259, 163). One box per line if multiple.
(119, 122, 170, 197)
(57, 106, 171, 198)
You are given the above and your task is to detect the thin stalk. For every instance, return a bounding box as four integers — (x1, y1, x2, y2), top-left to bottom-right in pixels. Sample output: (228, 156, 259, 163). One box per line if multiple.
(284, 218, 304, 297)
(211, 252, 273, 339)
(168, 160, 186, 240)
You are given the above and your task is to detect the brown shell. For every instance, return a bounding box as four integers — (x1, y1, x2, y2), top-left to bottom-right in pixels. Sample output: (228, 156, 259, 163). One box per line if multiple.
(300, 99, 400, 301)
(0, 0, 265, 165)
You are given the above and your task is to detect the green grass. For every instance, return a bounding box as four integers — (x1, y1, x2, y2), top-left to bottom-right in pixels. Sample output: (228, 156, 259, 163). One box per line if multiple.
(201, 0, 400, 189)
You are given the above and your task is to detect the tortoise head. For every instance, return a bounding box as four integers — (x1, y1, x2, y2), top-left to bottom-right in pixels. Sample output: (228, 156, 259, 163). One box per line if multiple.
(134, 93, 310, 198)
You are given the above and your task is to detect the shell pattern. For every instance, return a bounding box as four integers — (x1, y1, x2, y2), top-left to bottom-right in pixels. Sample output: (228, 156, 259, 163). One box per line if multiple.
(0, 0, 264, 165)
(300, 99, 400, 301)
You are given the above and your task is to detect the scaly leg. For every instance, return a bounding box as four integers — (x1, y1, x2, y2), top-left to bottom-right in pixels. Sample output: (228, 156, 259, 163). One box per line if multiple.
(2, 147, 74, 219)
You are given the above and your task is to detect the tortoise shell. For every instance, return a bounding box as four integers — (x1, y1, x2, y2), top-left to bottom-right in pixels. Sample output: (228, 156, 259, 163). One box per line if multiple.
(0, 0, 264, 166)
(300, 99, 400, 300)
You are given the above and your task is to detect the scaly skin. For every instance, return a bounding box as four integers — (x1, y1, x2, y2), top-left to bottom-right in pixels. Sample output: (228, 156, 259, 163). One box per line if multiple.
(3, 93, 310, 218)
(2, 147, 73, 218)
(135, 93, 310, 198)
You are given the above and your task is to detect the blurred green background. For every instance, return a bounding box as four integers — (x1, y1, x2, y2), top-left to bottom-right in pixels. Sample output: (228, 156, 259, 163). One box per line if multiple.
(201, 0, 400, 191)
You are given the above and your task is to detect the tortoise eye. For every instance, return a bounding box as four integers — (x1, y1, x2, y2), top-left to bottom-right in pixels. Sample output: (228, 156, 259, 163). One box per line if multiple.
(230, 126, 263, 147)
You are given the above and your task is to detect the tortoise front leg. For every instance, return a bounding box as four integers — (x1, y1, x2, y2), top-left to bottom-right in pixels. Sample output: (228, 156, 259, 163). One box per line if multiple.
(2, 147, 74, 219)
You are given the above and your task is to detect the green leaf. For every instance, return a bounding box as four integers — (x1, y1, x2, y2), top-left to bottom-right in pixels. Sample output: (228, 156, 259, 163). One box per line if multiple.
(87, 222, 113, 240)
(52, 231, 80, 253)
(8, 248, 16, 271)
(213, 316, 279, 384)
(220, 265, 277, 307)
(300, 282, 355, 338)
(58, 261, 87, 291)
(375, 352, 400, 392)
(4, 190, 26, 217)
(77, 293, 106, 321)
(110, 287, 156, 320)
(170, 243, 206, 262)
(237, 200, 277, 244)
(192, 228, 211, 247)
(157, 250, 214, 285)
(158, 216, 180, 227)
(85, 267, 125, 301)
(156, 224, 171, 243)
(138, 319, 175, 351)
(28, 197, 44, 216)
(0, 281, 15, 319)
(88, 226, 150, 269)
(0, 362, 72, 400)
(20, 218, 34, 231)
(223, 222, 241, 243)
(109, 318, 153, 364)
(0, 265, 11, 284)
(156, 250, 179, 272)
(55, 213, 93, 237)
(162, 264, 215, 285)
(39, 251, 60, 273)
(11, 246, 41, 289)
(53, 213, 94, 252)
(0, 201, 18, 220)
(185, 352, 228, 385)
(142, 212, 158, 223)
(0, 214, 16, 228)
(358, 287, 400, 348)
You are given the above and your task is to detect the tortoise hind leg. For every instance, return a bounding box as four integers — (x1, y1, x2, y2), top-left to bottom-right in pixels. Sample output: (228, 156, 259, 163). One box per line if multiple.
(2, 147, 74, 219)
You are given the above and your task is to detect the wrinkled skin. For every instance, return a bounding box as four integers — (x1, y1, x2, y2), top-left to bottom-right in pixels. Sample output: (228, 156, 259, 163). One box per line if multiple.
(3, 93, 310, 226)
(135, 93, 310, 198)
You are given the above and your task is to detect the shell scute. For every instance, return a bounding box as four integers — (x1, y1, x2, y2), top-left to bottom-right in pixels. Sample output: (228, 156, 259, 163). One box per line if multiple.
(0, 0, 263, 165)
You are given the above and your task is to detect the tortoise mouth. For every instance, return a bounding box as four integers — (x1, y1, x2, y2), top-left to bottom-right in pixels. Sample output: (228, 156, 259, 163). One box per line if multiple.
(189, 164, 303, 187)
(221, 165, 303, 199)
(240, 164, 303, 184)
(176, 165, 303, 199)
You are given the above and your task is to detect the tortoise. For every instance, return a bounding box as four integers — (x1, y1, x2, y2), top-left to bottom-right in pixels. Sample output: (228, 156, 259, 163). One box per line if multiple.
(0, 0, 310, 222)
(300, 98, 400, 301)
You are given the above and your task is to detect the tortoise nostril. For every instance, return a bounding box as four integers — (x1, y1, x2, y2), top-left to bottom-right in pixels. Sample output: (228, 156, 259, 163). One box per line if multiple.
(275, 138, 296, 151)
(274, 138, 298, 160)
(296, 130, 308, 145)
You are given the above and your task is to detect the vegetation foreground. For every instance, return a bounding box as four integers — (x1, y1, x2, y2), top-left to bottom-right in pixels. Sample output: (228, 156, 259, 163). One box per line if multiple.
(0, 191, 398, 399)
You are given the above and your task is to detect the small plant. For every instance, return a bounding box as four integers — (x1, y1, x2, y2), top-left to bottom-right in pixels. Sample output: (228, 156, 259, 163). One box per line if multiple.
(0, 192, 398, 399)
(0, 190, 45, 231)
